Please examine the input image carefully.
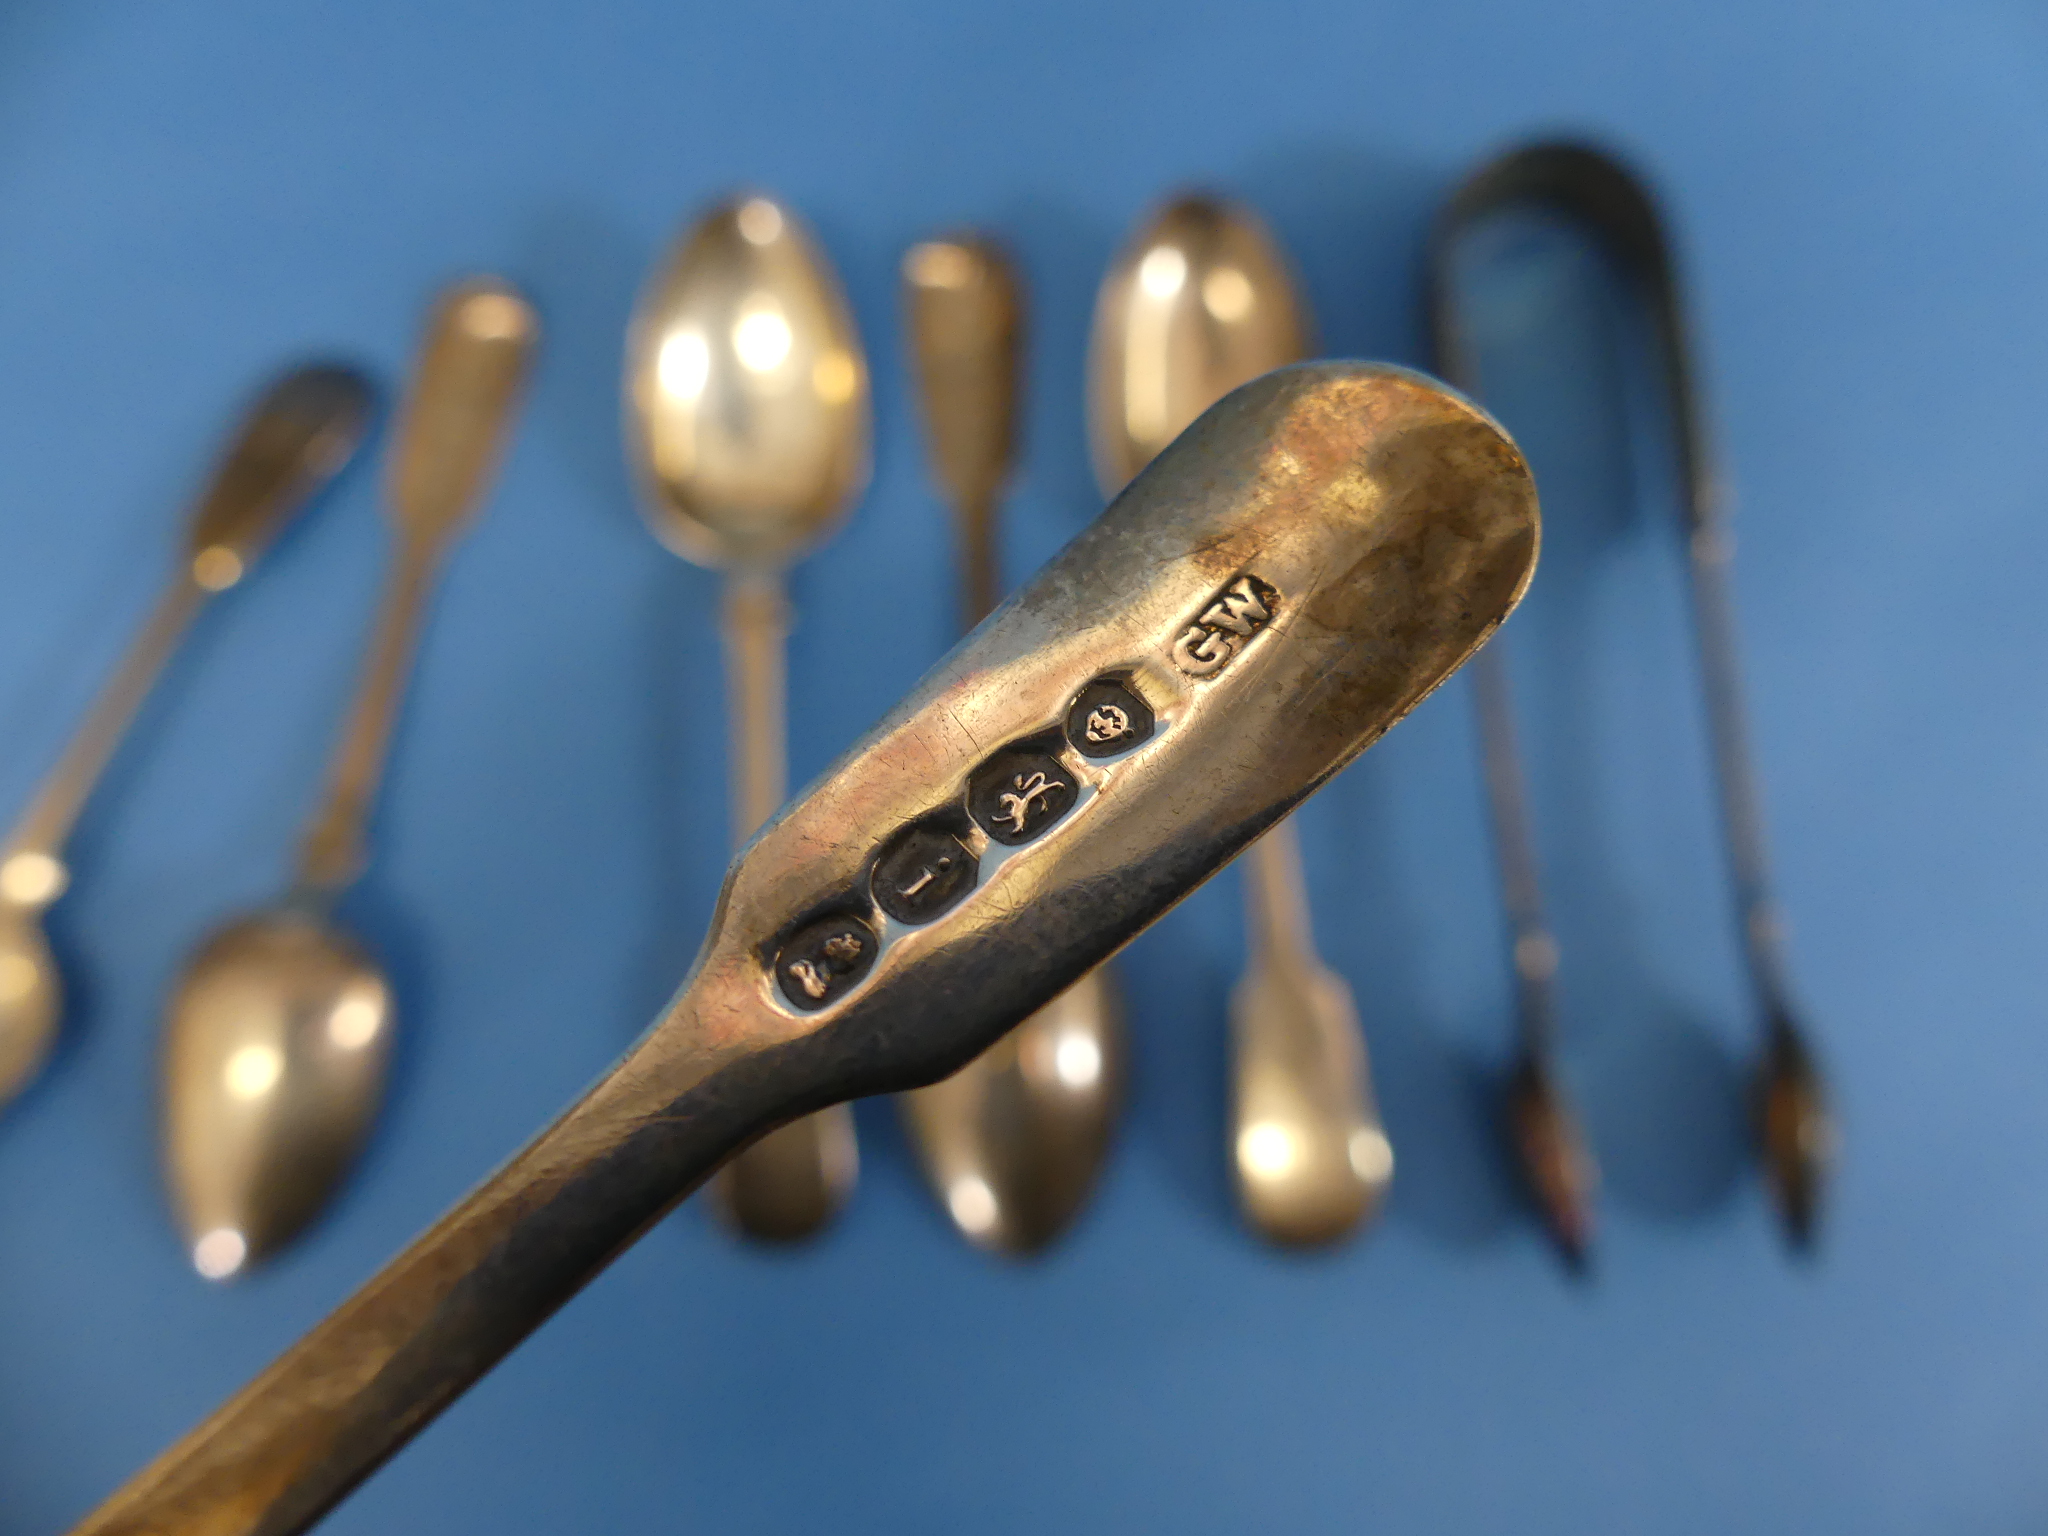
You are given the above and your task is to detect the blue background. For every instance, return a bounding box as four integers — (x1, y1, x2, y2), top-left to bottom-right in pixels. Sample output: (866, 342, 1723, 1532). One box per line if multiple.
(1, 1, 2041, 1531)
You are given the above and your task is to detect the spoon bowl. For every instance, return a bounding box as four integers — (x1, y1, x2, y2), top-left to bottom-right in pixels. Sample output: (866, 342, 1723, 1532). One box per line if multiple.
(899, 963, 1124, 1252)
(163, 909, 391, 1276)
(1088, 196, 1309, 488)
(627, 195, 869, 572)
(159, 285, 533, 1274)
(0, 899, 59, 1107)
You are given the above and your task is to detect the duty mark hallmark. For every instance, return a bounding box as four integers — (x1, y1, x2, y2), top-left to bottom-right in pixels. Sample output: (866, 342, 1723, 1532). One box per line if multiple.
(1065, 677, 1155, 758)
(1172, 572, 1278, 678)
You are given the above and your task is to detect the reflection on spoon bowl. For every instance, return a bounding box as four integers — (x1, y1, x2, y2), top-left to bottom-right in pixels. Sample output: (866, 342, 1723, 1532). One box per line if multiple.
(0, 898, 59, 1110)
(901, 967, 1125, 1255)
(161, 909, 391, 1277)
(1232, 948, 1392, 1246)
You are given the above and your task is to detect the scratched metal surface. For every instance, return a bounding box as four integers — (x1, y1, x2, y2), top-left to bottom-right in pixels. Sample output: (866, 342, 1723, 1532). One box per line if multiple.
(0, 2, 2042, 1531)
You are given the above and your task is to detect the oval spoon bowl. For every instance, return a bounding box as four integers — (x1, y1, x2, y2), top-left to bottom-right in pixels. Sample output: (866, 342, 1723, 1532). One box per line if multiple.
(162, 909, 392, 1276)
(1231, 950, 1391, 1245)
(0, 902, 59, 1109)
(901, 967, 1125, 1254)
(626, 195, 869, 572)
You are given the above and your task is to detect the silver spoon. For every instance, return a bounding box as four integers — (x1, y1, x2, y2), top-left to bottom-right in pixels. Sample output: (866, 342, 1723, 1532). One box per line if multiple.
(161, 282, 536, 1277)
(625, 193, 870, 1241)
(0, 365, 374, 1115)
(76, 361, 1539, 1536)
(1090, 194, 1392, 1245)
(896, 235, 1126, 1254)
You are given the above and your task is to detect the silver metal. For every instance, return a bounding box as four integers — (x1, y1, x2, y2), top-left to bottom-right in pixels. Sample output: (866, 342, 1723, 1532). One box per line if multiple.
(1469, 646, 1597, 1266)
(0, 365, 374, 1115)
(897, 233, 1126, 1254)
(624, 191, 873, 1241)
(159, 282, 536, 1278)
(74, 361, 1538, 1536)
(1428, 139, 1832, 1250)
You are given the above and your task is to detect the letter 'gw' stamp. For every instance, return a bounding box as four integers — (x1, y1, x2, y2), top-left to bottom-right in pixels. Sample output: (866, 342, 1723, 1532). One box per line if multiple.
(1171, 573, 1278, 678)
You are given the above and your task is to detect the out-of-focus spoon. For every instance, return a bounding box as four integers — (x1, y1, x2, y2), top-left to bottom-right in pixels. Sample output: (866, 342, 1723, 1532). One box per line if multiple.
(161, 283, 535, 1277)
(1090, 194, 1391, 1245)
(625, 193, 870, 1241)
(0, 365, 374, 1115)
(896, 235, 1125, 1254)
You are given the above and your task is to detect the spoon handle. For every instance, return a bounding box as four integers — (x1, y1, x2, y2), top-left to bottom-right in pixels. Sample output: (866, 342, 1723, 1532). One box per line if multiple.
(1242, 817, 1313, 966)
(294, 539, 439, 892)
(1233, 816, 1389, 1245)
(714, 566, 860, 1236)
(902, 236, 1020, 631)
(721, 568, 788, 846)
(294, 280, 536, 895)
(957, 488, 999, 630)
(2, 575, 206, 877)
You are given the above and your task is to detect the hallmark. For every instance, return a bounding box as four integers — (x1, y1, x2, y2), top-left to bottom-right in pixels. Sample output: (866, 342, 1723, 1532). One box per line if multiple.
(1064, 677, 1155, 758)
(775, 916, 876, 1011)
(1171, 572, 1278, 678)
(967, 748, 1077, 847)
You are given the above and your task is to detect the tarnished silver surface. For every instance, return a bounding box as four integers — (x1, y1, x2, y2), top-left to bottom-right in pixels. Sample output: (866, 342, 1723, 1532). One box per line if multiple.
(160, 282, 536, 1277)
(75, 361, 1538, 1536)
(0, 365, 373, 1115)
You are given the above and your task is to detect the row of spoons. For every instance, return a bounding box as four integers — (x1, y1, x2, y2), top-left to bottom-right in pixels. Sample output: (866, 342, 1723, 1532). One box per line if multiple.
(0, 282, 538, 1276)
(0, 192, 1385, 1274)
(625, 192, 1396, 1254)
(0, 146, 1830, 1277)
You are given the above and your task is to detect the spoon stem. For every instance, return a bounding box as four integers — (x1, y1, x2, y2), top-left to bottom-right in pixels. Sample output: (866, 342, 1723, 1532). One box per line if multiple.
(295, 534, 440, 895)
(1242, 818, 1314, 968)
(721, 568, 789, 845)
(713, 565, 856, 1239)
(957, 488, 999, 630)
(3, 573, 208, 873)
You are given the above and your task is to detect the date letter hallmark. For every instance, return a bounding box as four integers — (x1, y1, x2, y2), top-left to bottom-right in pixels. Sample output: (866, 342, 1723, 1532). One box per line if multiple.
(1171, 573, 1279, 679)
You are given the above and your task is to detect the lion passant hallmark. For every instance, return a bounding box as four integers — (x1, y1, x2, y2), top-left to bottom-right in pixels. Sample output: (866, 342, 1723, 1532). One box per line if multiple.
(1170, 572, 1279, 678)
